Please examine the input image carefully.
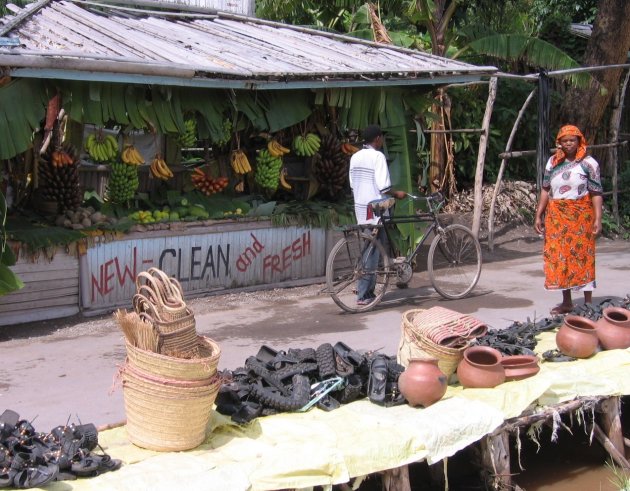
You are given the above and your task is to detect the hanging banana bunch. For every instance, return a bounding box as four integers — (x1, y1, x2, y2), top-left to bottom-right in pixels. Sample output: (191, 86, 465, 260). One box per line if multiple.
(267, 139, 290, 158)
(39, 143, 81, 213)
(150, 154, 174, 180)
(107, 161, 139, 205)
(254, 149, 283, 193)
(86, 131, 119, 162)
(178, 118, 198, 148)
(230, 149, 252, 175)
(292, 133, 321, 157)
(121, 144, 145, 165)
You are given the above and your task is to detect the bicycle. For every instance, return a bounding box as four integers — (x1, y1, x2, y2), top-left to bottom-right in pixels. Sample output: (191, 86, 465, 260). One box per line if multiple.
(325, 192, 482, 313)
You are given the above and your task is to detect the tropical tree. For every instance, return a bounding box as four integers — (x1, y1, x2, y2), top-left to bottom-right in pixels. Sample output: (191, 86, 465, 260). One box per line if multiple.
(558, 0, 630, 141)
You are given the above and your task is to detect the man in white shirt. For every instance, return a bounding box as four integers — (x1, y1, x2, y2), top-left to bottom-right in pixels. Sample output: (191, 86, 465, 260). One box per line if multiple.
(349, 124, 406, 305)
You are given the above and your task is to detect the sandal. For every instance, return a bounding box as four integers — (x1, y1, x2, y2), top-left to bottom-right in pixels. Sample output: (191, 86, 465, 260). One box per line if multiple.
(550, 304, 573, 315)
(13, 463, 58, 489)
(71, 452, 122, 478)
(0, 410, 19, 440)
(367, 355, 388, 405)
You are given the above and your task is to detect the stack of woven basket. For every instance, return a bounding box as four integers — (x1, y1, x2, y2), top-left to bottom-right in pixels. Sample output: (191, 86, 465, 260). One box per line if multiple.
(398, 307, 488, 382)
(114, 267, 221, 451)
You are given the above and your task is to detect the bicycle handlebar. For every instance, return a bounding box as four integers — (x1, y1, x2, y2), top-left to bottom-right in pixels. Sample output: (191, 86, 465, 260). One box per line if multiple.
(405, 191, 445, 205)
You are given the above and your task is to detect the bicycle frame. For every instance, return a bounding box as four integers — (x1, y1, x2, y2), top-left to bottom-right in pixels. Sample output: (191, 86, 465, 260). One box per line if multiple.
(347, 193, 446, 267)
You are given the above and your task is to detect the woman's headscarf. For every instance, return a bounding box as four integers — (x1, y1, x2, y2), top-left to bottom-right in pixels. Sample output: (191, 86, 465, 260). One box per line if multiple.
(552, 125, 587, 166)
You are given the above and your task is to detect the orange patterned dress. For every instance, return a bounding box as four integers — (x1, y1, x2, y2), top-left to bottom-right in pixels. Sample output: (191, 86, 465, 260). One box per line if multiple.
(542, 156, 602, 291)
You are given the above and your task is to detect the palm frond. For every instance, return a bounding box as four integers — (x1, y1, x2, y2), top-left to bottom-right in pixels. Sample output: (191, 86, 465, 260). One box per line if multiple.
(461, 34, 593, 88)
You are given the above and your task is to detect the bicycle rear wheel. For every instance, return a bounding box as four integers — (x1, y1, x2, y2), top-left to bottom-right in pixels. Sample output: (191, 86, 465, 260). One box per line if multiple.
(428, 224, 482, 299)
(325, 232, 391, 313)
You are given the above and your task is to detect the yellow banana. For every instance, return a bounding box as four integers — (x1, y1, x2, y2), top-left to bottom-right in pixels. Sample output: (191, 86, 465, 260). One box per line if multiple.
(279, 167, 292, 190)
(238, 151, 251, 173)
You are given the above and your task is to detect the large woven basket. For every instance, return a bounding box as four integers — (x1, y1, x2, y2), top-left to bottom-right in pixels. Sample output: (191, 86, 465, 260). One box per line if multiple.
(122, 362, 221, 452)
(125, 335, 221, 381)
(398, 309, 470, 380)
(412, 306, 487, 347)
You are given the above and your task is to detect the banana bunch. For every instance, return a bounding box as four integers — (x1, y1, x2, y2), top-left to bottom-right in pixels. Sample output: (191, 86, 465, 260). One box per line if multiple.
(279, 167, 292, 190)
(312, 133, 350, 199)
(254, 149, 283, 193)
(230, 149, 252, 174)
(191, 168, 229, 195)
(86, 132, 118, 162)
(121, 145, 145, 165)
(150, 155, 174, 180)
(212, 118, 233, 147)
(234, 180, 245, 193)
(39, 143, 81, 213)
(267, 139, 290, 158)
(178, 118, 198, 148)
(341, 142, 360, 155)
(292, 133, 321, 157)
(51, 149, 75, 168)
(107, 161, 139, 204)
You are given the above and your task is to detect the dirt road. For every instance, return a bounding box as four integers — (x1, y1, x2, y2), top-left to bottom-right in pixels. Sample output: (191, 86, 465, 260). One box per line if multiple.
(1, 231, 628, 432)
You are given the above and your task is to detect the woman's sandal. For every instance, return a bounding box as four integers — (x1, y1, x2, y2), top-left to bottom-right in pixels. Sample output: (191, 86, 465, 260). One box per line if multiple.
(550, 304, 574, 315)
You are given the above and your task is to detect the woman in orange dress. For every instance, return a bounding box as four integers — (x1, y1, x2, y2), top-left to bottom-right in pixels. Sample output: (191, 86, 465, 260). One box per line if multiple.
(534, 125, 603, 315)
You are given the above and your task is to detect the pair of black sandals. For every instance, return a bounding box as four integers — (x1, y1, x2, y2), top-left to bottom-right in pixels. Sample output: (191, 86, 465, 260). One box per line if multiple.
(0, 409, 121, 489)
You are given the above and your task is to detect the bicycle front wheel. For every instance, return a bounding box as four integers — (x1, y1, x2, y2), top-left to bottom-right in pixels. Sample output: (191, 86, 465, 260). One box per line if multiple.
(325, 232, 391, 313)
(428, 224, 482, 299)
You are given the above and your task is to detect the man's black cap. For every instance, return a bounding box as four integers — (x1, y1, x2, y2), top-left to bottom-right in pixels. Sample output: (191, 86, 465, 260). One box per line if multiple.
(362, 124, 383, 143)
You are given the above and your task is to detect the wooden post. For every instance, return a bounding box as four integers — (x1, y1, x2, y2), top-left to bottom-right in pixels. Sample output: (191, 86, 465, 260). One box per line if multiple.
(427, 459, 446, 489)
(480, 431, 511, 490)
(381, 464, 411, 491)
(471, 76, 497, 238)
(597, 397, 626, 460)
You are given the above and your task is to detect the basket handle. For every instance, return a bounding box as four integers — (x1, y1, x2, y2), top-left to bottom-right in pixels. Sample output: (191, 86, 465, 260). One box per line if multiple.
(136, 273, 185, 312)
(146, 268, 185, 304)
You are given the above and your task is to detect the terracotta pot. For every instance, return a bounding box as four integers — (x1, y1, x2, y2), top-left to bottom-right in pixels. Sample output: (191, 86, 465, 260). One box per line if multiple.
(500, 355, 540, 381)
(555, 315, 599, 358)
(596, 307, 630, 350)
(456, 346, 505, 388)
(398, 357, 448, 407)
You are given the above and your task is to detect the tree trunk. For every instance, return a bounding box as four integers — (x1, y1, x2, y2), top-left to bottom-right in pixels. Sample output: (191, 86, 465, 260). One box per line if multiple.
(558, 0, 630, 142)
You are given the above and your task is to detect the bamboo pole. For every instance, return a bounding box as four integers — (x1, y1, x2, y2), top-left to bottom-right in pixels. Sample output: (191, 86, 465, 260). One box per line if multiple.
(498, 141, 628, 159)
(597, 397, 626, 461)
(487, 89, 536, 251)
(472, 77, 497, 238)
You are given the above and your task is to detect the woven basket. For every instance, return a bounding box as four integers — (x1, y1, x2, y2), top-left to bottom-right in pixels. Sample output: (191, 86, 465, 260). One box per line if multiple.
(122, 362, 221, 452)
(398, 309, 469, 380)
(126, 335, 221, 381)
(408, 306, 487, 347)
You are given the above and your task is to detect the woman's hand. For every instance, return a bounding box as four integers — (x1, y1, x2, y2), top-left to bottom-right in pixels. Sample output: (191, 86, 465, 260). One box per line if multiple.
(592, 219, 602, 237)
(534, 216, 545, 235)
(392, 190, 407, 199)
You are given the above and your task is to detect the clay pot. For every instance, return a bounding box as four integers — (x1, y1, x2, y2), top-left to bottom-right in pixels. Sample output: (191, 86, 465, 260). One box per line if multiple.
(456, 346, 505, 388)
(555, 315, 599, 358)
(398, 357, 448, 407)
(596, 307, 630, 350)
(500, 355, 540, 381)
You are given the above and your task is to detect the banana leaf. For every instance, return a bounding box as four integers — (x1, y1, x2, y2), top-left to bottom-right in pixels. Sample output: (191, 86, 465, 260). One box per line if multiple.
(0, 79, 48, 160)
(181, 90, 230, 141)
(0, 190, 23, 295)
(110, 83, 130, 125)
(234, 91, 269, 131)
(263, 91, 313, 133)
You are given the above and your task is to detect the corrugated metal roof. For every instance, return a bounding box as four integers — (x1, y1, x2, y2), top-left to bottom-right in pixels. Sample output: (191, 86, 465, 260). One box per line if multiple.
(0, 0, 497, 89)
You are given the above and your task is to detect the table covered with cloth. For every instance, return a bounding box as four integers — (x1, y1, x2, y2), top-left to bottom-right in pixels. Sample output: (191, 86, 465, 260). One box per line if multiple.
(47, 332, 630, 491)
